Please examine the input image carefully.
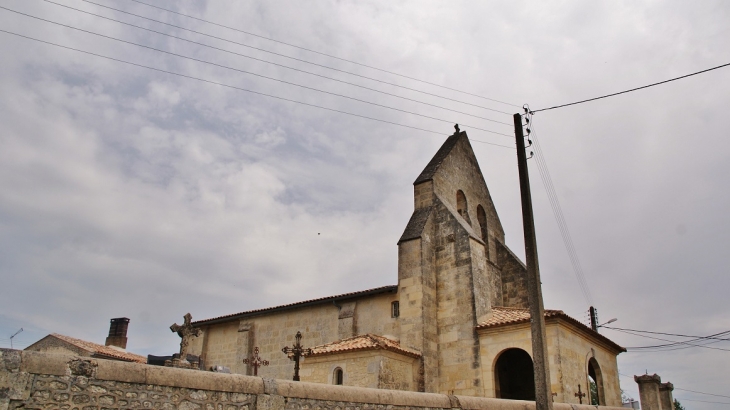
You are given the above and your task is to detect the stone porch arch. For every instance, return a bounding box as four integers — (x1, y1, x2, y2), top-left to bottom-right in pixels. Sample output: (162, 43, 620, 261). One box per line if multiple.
(493, 347, 535, 400)
(587, 355, 605, 405)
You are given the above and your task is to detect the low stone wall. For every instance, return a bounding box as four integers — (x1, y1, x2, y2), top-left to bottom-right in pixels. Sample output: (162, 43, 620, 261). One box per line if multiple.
(1, 349, 625, 410)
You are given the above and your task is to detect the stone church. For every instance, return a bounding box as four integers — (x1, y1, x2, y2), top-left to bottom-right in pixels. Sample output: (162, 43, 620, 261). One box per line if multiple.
(186, 130, 625, 406)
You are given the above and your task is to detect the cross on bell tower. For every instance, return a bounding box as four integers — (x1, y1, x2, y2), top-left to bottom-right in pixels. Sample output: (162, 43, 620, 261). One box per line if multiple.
(281, 331, 312, 381)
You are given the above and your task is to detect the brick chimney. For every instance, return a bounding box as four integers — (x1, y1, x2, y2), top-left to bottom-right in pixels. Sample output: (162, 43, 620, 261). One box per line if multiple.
(105, 317, 130, 349)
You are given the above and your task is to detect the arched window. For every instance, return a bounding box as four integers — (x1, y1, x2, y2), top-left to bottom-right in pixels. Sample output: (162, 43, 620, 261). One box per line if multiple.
(333, 367, 343, 385)
(456, 190, 470, 223)
(477, 205, 488, 241)
(494, 348, 535, 400)
(588, 357, 604, 405)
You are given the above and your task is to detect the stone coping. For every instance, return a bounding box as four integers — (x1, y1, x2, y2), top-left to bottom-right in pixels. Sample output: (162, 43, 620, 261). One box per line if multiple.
(2, 349, 627, 410)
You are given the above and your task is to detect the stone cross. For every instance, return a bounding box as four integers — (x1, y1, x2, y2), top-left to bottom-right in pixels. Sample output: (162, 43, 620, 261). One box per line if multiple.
(281, 331, 313, 381)
(169, 313, 201, 360)
(575, 384, 586, 404)
(243, 347, 269, 376)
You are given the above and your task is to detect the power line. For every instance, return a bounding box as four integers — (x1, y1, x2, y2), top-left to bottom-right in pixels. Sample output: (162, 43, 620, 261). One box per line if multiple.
(533, 61, 730, 113)
(675, 388, 730, 400)
(42, 1, 512, 127)
(614, 328, 730, 352)
(676, 398, 730, 405)
(0, 29, 515, 149)
(4, 7, 511, 138)
(78, 0, 514, 116)
(613, 328, 730, 350)
(603, 326, 730, 342)
(528, 115, 594, 306)
(123, 0, 521, 109)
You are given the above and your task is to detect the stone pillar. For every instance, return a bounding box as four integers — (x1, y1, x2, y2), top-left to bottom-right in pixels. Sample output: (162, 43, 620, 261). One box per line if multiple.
(337, 301, 356, 339)
(235, 322, 253, 375)
(659, 382, 674, 410)
(635, 374, 662, 410)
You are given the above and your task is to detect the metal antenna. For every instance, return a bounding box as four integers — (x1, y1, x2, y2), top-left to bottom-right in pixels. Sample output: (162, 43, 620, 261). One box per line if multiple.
(10, 328, 23, 349)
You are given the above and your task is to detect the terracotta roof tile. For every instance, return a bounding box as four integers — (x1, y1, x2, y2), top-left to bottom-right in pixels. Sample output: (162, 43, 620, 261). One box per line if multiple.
(477, 306, 564, 328)
(49, 333, 147, 363)
(477, 307, 626, 353)
(307, 334, 421, 359)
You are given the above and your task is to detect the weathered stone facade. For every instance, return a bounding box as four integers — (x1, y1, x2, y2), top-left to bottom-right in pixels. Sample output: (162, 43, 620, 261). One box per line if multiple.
(181, 130, 625, 405)
(0, 349, 628, 410)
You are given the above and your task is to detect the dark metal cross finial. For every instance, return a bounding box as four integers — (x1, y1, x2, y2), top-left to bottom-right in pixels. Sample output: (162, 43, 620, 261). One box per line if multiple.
(575, 384, 586, 404)
(282, 331, 313, 381)
(170, 313, 202, 359)
(243, 347, 269, 376)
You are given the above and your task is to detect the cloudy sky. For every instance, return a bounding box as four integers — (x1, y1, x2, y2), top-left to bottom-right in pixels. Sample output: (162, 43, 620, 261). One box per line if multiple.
(1, 0, 729, 407)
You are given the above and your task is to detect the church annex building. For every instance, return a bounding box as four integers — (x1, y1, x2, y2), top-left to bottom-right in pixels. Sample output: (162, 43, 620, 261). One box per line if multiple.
(186, 130, 625, 406)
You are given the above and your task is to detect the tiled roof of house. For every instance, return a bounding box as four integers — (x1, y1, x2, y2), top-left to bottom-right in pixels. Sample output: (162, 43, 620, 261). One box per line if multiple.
(307, 334, 421, 359)
(477, 306, 564, 328)
(49, 333, 147, 363)
(193, 285, 398, 326)
(477, 307, 626, 353)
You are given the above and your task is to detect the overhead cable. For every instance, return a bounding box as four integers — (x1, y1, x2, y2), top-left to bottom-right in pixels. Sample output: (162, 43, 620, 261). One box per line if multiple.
(615, 328, 730, 352)
(533, 62, 730, 113)
(528, 116, 594, 305)
(76, 0, 514, 116)
(0, 29, 515, 149)
(4, 7, 511, 137)
(602, 326, 730, 342)
(674, 388, 730, 400)
(675, 398, 730, 405)
(41, 1, 512, 126)
(123, 0, 521, 108)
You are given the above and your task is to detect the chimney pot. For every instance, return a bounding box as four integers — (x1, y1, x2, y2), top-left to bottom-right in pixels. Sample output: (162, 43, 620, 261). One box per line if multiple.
(105, 317, 130, 349)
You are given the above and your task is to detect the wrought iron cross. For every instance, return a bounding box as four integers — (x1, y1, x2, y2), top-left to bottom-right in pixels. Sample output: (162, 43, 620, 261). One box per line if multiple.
(243, 347, 269, 376)
(169, 313, 201, 359)
(575, 384, 586, 404)
(281, 331, 312, 381)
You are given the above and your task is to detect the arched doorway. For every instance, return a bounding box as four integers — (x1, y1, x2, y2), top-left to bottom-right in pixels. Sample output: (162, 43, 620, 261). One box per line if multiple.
(494, 348, 535, 400)
(588, 357, 604, 405)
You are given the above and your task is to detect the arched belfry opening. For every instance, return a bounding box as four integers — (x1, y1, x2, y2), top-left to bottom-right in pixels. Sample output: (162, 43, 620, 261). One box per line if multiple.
(477, 205, 488, 241)
(456, 190, 470, 223)
(588, 357, 604, 405)
(494, 348, 535, 400)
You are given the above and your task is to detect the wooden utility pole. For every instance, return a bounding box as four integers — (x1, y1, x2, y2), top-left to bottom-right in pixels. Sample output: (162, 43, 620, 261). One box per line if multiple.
(513, 113, 553, 410)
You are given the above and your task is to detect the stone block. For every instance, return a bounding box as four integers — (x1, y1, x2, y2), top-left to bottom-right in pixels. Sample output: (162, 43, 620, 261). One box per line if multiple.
(20, 351, 72, 376)
(254, 394, 284, 410)
(95, 359, 146, 383)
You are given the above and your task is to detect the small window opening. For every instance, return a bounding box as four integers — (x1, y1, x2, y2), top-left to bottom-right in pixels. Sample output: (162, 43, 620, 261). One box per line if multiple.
(334, 367, 343, 385)
(391, 301, 400, 318)
(477, 205, 488, 241)
(456, 190, 470, 223)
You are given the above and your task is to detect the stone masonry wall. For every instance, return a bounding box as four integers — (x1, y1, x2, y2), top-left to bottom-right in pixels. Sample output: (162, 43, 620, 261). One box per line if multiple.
(494, 241, 529, 309)
(189, 293, 399, 379)
(1, 349, 627, 410)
